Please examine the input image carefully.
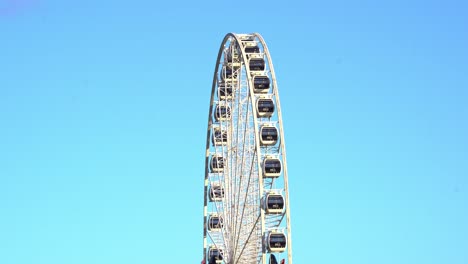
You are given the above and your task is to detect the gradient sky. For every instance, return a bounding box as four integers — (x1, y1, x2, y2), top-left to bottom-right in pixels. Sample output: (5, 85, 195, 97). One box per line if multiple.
(1, 0, 467, 263)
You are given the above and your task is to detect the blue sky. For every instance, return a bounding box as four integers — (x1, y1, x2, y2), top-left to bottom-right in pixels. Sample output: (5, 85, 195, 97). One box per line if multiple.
(1, 0, 467, 263)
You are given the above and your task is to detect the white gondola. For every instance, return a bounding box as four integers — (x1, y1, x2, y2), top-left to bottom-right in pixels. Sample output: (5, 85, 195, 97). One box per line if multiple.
(208, 214, 224, 231)
(256, 97, 275, 117)
(253, 75, 270, 93)
(225, 48, 241, 69)
(264, 192, 285, 214)
(220, 65, 237, 81)
(225, 47, 241, 69)
(210, 155, 225, 173)
(266, 231, 287, 252)
(244, 45, 260, 54)
(260, 125, 278, 146)
(238, 34, 255, 41)
(244, 43, 261, 59)
(218, 83, 233, 100)
(242, 40, 258, 47)
(249, 58, 265, 72)
(226, 50, 237, 63)
(208, 246, 224, 264)
(209, 184, 225, 201)
(263, 157, 281, 178)
(212, 127, 228, 146)
(214, 104, 231, 122)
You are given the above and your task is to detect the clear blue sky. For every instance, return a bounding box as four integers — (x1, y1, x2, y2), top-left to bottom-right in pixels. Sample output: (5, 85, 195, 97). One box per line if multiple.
(1, 0, 467, 263)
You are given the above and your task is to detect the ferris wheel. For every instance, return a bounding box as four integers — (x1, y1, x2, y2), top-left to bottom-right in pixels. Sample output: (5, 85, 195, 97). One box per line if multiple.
(203, 33, 292, 264)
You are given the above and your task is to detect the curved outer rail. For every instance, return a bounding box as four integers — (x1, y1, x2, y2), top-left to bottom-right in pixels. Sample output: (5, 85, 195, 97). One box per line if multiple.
(255, 33, 293, 264)
(203, 33, 231, 262)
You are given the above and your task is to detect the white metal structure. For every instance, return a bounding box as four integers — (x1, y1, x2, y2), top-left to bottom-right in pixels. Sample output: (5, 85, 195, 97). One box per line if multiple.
(203, 33, 292, 264)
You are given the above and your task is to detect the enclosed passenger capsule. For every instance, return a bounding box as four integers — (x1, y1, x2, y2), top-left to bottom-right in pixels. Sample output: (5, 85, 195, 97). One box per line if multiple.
(266, 231, 287, 252)
(208, 246, 223, 264)
(253, 76, 270, 93)
(209, 184, 225, 201)
(265, 193, 285, 214)
(225, 47, 241, 69)
(256, 98, 275, 117)
(260, 126, 279, 146)
(210, 155, 225, 173)
(226, 49, 238, 63)
(239, 35, 255, 41)
(263, 157, 281, 178)
(245, 45, 260, 54)
(220, 66, 236, 81)
(218, 83, 233, 100)
(249, 58, 265, 71)
(214, 104, 231, 121)
(212, 127, 228, 146)
(242, 40, 258, 47)
(208, 215, 224, 231)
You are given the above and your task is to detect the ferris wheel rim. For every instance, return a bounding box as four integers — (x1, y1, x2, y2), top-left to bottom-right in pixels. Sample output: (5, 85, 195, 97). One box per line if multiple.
(203, 33, 292, 264)
(254, 33, 293, 264)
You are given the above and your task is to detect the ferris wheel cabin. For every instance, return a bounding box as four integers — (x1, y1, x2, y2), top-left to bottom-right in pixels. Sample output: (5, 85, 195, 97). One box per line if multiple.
(253, 75, 271, 93)
(210, 155, 225, 173)
(260, 125, 279, 146)
(265, 193, 285, 214)
(214, 104, 231, 122)
(226, 48, 239, 63)
(256, 97, 275, 117)
(244, 45, 260, 55)
(218, 83, 233, 100)
(212, 127, 228, 146)
(249, 58, 266, 72)
(208, 246, 224, 264)
(263, 157, 282, 178)
(208, 214, 224, 231)
(220, 66, 237, 81)
(266, 231, 287, 252)
(209, 184, 225, 202)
